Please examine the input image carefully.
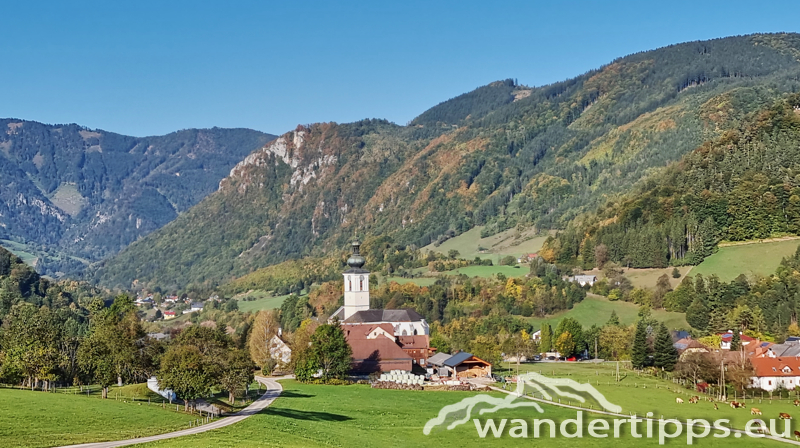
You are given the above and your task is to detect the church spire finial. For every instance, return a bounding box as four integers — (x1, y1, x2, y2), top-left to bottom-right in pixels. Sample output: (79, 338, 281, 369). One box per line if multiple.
(347, 239, 365, 270)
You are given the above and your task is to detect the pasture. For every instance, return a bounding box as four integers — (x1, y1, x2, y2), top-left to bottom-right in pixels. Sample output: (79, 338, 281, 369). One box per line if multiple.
(692, 239, 800, 282)
(526, 294, 689, 330)
(138, 380, 779, 447)
(444, 265, 529, 279)
(498, 361, 800, 435)
(0, 387, 190, 448)
(423, 226, 548, 260)
(235, 291, 293, 313)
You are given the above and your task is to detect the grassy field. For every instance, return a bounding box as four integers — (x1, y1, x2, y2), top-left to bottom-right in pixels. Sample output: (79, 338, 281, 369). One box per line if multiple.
(235, 291, 292, 313)
(444, 265, 529, 279)
(0, 387, 191, 448)
(138, 379, 780, 447)
(496, 361, 799, 435)
(692, 239, 800, 282)
(423, 226, 549, 260)
(526, 294, 689, 331)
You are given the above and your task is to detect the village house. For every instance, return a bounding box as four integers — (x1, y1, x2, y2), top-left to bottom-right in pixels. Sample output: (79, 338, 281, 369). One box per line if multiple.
(718, 331, 756, 350)
(750, 357, 800, 391)
(517, 253, 538, 263)
(163, 310, 176, 320)
(673, 337, 710, 360)
(398, 334, 432, 366)
(343, 323, 413, 373)
(567, 275, 598, 287)
(269, 333, 292, 366)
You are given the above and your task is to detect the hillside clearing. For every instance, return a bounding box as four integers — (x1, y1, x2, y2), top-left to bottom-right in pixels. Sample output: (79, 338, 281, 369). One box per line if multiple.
(692, 239, 800, 282)
(234, 291, 293, 313)
(422, 226, 549, 261)
(526, 294, 689, 331)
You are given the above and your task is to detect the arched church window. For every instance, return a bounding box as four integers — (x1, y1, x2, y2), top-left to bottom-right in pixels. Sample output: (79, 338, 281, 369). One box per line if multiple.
(414, 328, 418, 335)
(402, 329, 408, 336)
(348, 278, 352, 291)
(359, 275, 365, 291)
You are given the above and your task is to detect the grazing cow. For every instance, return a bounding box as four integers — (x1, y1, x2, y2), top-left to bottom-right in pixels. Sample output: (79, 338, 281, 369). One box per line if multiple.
(794, 430, 800, 439)
(714, 403, 718, 410)
(730, 401, 743, 409)
(753, 420, 768, 434)
(780, 413, 792, 420)
(751, 408, 762, 415)
(676, 397, 684, 404)
(795, 399, 800, 407)
(689, 396, 699, 404)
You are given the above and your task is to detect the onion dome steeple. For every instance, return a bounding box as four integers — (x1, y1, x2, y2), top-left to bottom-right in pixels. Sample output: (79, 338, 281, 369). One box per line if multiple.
(346, 239, 366, 270)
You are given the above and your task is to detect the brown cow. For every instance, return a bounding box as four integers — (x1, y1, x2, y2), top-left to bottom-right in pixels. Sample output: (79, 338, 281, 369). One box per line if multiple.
(751, 408, 762, 415)
(730, 401, 744, 409)
(689, 396, 699, 404)
(780, 413, 792, 420)
(795, 399, 800, 407)
(714, 403, 718, 410)
(794, 430, 800, 439)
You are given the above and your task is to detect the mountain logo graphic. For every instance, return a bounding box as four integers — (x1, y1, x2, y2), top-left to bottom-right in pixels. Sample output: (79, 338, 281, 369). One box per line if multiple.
(423, 372, 622, 435)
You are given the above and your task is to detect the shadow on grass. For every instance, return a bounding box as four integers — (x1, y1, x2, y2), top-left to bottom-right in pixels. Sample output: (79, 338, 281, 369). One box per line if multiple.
(279, 390, 315, 399)
(267, 408, 353, 422)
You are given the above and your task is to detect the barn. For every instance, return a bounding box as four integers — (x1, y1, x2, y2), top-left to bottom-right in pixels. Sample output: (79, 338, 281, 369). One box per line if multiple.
(443, 352, 492, 379)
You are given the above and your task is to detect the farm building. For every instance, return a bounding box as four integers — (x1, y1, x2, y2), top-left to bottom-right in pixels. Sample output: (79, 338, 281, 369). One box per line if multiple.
(398, 334, 432, 366)
(443, 352, 492, 379)
(718, 331, 756, 350)
(567, 275, 597, 287)
(344, 323, 413, 374)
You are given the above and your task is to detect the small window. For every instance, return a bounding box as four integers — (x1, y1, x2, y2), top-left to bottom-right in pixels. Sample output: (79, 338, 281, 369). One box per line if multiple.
(359, 275, 365, 291)
(769, 380, 773, 385)
(348, 279, 352, 291)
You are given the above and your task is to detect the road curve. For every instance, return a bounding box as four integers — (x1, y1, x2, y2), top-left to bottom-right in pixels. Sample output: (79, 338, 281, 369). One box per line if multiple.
(56, 376, 283, 448)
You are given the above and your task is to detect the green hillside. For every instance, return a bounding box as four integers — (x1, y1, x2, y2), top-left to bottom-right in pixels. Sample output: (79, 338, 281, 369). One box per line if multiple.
(544, 91, 800, 271)
(527, 294, 689, 331)
(95, 33, 800, 291)
(691, 238, 800, 282)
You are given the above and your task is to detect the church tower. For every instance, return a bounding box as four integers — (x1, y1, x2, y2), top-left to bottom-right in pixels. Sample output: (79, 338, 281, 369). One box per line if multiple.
(343, 240, 370, 320)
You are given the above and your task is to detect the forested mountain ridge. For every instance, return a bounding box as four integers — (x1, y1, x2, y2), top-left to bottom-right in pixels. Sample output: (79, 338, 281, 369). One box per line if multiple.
(0, 121, 274, 273)
(542, 93, 800, 268)
(94, 33, 800, 291)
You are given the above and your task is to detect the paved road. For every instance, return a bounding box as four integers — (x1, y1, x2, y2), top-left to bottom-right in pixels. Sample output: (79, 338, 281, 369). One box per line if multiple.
(56, 376, 283, 448)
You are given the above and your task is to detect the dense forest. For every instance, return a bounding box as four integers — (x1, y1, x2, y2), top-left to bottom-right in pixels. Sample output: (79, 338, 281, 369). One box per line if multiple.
(0, 121, 274, 274)
(94, 33, 800, 291)
(543, 94, 800, 268)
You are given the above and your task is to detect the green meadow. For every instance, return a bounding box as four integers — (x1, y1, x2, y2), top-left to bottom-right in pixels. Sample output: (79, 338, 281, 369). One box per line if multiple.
(137, 379, 780, 448)
(0, 387, 190, 448)
(527, 294, 689, 331)
(691, 239, 800, 282)
(423, 226, 548, 261)
(235, 291, 293, 313)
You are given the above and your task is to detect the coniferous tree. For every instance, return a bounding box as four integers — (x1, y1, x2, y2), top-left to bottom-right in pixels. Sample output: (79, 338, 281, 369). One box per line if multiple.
(607, 311, 620, 327)
(539, 323, 553, 353)
(730, 331, 741, 351)
(685, 297, 710, 331)
(631, 320, 648, 369)
(653, 323, 678, 371)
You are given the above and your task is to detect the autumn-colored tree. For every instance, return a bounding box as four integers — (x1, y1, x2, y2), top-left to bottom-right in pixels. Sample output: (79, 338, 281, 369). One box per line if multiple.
(249, 309, 280, 369)
(554, 332, 576, 358)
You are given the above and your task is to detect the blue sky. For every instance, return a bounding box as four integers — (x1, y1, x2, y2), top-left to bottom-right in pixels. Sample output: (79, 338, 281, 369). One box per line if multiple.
(1, 1, 798, 137)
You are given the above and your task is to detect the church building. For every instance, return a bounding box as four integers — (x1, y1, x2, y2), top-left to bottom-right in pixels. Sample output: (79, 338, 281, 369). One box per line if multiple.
(331, 240, 431, 373)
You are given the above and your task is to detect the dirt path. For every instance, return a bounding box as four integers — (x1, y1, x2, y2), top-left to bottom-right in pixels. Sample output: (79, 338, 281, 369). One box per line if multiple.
(56, 376, 283, 448)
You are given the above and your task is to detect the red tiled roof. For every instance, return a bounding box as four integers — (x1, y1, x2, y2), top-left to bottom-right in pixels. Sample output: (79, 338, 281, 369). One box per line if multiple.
(718, 332, 756, 342)
(343, 323, 411, 362)
(751, 357, 800, 377)
(398, 335, 429, 350)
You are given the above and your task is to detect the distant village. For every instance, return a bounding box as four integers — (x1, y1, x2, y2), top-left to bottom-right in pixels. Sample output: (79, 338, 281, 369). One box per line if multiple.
(135, 243, 796, 392)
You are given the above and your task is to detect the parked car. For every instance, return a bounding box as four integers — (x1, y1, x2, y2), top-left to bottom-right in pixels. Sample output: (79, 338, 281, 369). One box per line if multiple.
(546, 356, 556, 360)
(533, 355, 542, 361)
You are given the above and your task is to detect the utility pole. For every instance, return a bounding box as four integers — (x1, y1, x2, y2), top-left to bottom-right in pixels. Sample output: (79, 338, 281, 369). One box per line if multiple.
(719, 359, 726, 402)
(595, 338, 598, 361)
(616, 360, 620, 382)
